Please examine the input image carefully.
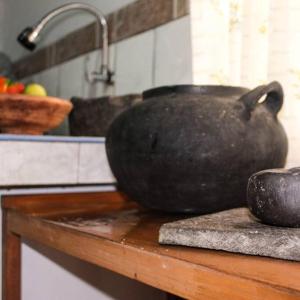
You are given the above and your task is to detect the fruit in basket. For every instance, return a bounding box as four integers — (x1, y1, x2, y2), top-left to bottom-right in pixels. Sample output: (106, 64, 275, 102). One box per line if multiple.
(7, 82, 25, 94)
(0, 76, 9, 93)
(0, 76, 47, 96)
(24, 83, 47, 96)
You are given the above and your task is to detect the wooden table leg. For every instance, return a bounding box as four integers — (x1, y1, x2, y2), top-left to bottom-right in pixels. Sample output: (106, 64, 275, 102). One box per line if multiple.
(2, 211, 21, 300)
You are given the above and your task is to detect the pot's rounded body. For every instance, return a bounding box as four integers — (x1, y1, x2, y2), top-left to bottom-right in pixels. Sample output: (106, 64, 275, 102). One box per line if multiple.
(106, 83, 288, 214)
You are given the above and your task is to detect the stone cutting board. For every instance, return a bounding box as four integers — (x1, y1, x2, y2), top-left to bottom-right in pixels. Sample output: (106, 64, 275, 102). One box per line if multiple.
(159, 208, 300, 261)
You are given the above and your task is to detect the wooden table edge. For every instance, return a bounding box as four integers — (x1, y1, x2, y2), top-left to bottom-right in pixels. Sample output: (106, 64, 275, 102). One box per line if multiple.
(3, 209, 300, 300)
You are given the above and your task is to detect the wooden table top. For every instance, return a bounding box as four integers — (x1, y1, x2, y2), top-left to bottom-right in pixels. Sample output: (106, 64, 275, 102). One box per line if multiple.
(3, 191, 300, 300)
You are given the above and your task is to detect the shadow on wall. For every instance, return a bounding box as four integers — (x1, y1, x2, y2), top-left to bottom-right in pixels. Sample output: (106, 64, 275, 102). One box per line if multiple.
(23, 240, 166, 300)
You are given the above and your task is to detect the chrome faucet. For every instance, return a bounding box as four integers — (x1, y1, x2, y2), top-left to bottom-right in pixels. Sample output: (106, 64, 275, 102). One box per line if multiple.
(17, 2, 113, 84)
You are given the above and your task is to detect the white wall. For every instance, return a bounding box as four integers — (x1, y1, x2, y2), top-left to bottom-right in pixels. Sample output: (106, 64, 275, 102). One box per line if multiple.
(190, 0, 300, 168)
(22, 240, 165, 300)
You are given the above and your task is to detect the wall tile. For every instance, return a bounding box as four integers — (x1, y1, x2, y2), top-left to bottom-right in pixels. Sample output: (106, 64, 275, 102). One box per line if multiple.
(114, 0, 173, 41)
(22, 66, 69, 135)
(12, 0, 189, 79)
(55, 22, 97, 66)
(55, 55, 86, 135)
(22, 73, 41, 85)
(36, 65, 68, 135)
(82, 50, 100, 98)
(38, 66, 60, 97)
(82, 46, 116, 98)
(174, 0, 190, 18)
(13, 47, 51, 79)
(154, 16, 193, 86)
(78, 143, 115, 183)
(59, 55, 85, 100)
(115, 30, 154, 95)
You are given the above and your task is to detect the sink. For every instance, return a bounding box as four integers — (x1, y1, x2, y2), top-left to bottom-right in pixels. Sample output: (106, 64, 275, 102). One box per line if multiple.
(0, 93, 73, 135)
(69, 94, 141, 136)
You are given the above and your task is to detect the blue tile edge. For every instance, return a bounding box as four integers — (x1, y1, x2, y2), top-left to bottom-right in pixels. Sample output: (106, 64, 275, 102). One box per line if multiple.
(0, 185, 117, 196)
(0, 134, 105, 144)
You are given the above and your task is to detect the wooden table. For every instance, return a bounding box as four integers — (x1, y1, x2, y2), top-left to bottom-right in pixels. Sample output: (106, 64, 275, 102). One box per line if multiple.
(2, 191, 300, 300)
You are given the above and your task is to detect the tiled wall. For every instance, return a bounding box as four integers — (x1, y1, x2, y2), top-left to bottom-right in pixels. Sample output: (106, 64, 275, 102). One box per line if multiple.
(2, 0, 136, 62)
(11, 0, 190, 78)
(24, 15, 192, 98)
(13, 0, 192, 136)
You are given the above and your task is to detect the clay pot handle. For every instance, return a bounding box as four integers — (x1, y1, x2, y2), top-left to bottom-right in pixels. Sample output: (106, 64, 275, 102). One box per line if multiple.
(239, 81, 283, 117)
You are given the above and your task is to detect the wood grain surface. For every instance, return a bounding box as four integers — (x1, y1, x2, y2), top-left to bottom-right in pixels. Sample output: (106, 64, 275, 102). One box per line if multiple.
(2, 211, 21, 300)
(3, 191, 300, 300)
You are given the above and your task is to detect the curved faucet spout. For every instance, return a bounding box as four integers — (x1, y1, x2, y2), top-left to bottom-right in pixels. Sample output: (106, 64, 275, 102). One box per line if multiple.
(17, 2, 113, 85)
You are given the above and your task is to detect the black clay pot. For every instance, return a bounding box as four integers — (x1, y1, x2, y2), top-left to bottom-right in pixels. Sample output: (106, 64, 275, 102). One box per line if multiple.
(105, 81, 288, 213)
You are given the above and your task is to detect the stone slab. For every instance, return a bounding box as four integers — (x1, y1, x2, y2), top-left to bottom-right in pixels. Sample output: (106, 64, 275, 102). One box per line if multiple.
(0, 141, 79, 185)
(159, 208, 300, 261)
(0, 135, 115, 186)
(78, 143, 115, 184)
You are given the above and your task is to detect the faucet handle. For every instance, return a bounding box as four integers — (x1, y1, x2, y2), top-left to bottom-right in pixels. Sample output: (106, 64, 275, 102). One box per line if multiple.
(84, 55, 114, 85)
(91, 70, 114, 85)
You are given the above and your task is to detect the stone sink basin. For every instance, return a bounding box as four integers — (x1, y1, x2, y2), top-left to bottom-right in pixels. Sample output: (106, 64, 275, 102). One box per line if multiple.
(69, 94, 141, 136)
(0, 93, 73, 135)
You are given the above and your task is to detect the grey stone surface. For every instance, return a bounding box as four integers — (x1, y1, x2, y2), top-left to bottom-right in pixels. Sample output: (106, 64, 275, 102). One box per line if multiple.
(0, 137, 114, 186)
(159, 208, 300, 261)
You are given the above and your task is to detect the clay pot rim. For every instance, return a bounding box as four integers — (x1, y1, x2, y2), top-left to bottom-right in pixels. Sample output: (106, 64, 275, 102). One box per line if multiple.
(143, 85, 249, 99)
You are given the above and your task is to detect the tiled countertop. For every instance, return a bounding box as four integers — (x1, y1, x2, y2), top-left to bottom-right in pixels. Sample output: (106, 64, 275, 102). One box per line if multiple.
(0, 134, 115, 186)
